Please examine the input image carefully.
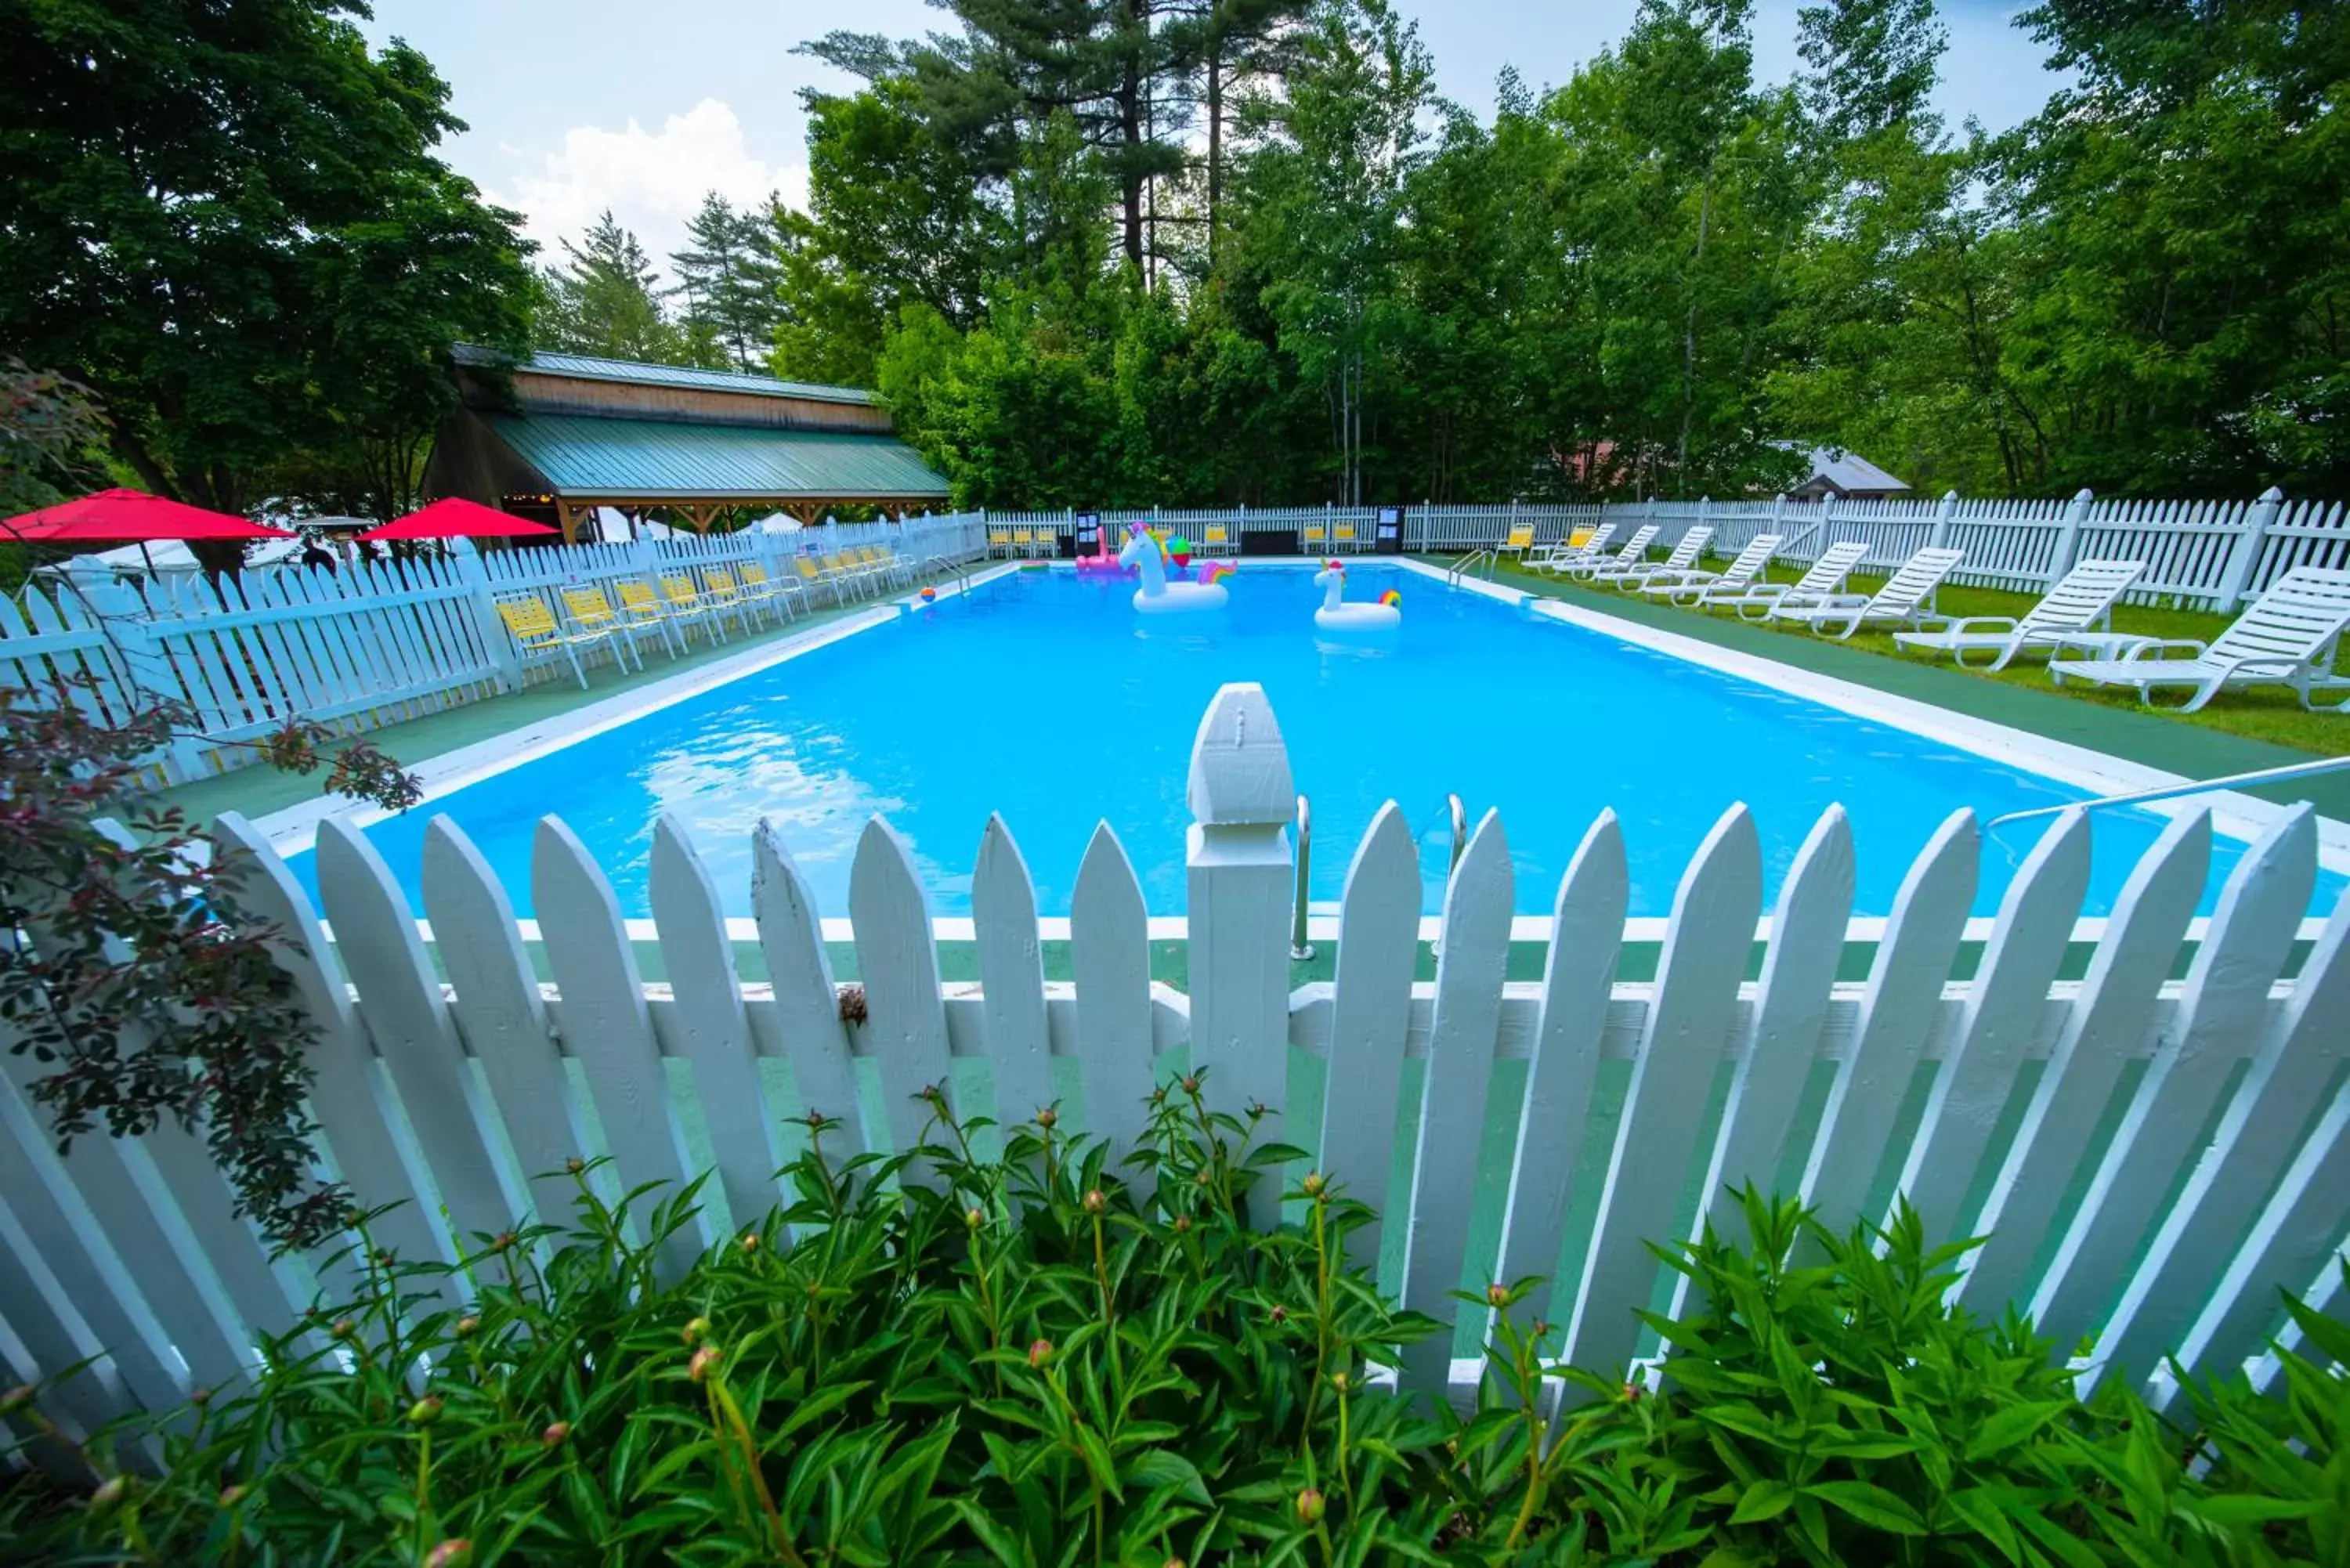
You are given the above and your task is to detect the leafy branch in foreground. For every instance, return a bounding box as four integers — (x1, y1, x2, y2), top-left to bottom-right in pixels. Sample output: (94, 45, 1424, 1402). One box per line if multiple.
(0, 682, 421, 1248)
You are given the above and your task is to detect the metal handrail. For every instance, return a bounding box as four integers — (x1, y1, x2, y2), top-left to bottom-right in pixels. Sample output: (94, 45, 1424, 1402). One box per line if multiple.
(1446, 792, 1467, 873)
(1291, 793, 1315, 962)
(1988, 755, 2350, 829)
(1448, 547, 1498, 583)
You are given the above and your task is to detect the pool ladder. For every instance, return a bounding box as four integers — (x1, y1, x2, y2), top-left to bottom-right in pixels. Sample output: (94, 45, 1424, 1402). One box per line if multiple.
(1448, 547, 1499, 584)
(1291, 791, 1466, 963)
(1987, 753, 2350, 829)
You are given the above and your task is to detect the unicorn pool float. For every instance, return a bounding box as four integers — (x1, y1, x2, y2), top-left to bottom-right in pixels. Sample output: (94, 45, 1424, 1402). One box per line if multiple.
(1312, 560, 1401, 633)
(1119, 522, 1230, 613)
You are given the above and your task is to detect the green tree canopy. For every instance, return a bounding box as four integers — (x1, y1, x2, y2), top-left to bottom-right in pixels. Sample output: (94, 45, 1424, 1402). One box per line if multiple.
(0, 0, 533, 522)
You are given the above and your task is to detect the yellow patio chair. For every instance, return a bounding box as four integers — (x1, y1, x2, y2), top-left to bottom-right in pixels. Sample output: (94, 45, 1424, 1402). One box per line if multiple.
(1303, 522, 1328, 552)
(496, 595, 630, 689)
(737, 561, 802, 619)
(1203, 524, 1231, 555)
(660, 573, 729, 644)
(987, 528, 1014, 558)
(562, 585, 664, 665)
(1498, 523, 1536, 565)
(1010, 529, 1035, 559)
(821, 551, 875, 597)
(1334, 522, 1359, 551)
(610, 579, 685, 655)
(700, 567, 765, 630)
(797, 553, 853, 605)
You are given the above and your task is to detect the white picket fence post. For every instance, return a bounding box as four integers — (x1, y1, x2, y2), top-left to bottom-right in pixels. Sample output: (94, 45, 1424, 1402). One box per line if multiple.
(1184, 685, 1296, 1231)
(447, 538, 522, 692)
(2213, 486, 2286, 613)
(2048, 487, 2095, 587)
(1929, 489, 1958, 551)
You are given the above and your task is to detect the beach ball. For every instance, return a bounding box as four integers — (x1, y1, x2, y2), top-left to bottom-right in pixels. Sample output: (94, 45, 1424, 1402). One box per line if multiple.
(920, 586, 937, 602)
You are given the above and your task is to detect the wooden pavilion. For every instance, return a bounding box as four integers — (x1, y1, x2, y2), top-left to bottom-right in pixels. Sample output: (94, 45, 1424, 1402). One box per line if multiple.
(424, 346, 951, 540)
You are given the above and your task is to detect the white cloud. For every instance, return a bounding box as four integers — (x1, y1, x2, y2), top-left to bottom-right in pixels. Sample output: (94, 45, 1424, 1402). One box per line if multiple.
(491, 99, 808, 278)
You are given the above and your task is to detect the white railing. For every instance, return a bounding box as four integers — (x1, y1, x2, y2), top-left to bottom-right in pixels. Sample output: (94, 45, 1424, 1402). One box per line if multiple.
(3, 683, 2341, 1445)
(0, 513, 989, 782)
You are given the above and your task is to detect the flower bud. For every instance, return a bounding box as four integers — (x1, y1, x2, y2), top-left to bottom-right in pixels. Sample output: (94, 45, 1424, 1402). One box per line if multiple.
(1330, 1371, 1350, 1392)
(1036, 1107, 1058, 1130)
(219, 1484, 248, 1507)
(1173, 1215, 1191, 1234)
(424, 1541, 472, 1568)
(407, 1395, 443, 1425)
(740, 1232, 760, 1254)
(1270, 1305, 1288, 1324)
(2, 1385, 34, 1414)
(454, 1315, 480, 1338)
(1301, 1172, 1326, 1198)
(1180, 1075, 1200, 1095)
(1194, 1169, 1210, 1188)
(566, 1157, 586, 1174)
(491, 1231, 518, 1253)
(689, 1346, 721, 1383)
(541, 1421, 571, 1447)
(189, 1385, 212, 1407)
(1486, 1284, 1509, 1309)
(90, 1475, 129, 1511)
(1148, 1088, 1166, 1105)
(1028, 1338, 1052, 1368)
(965, 1206, 984, 1230)
(331, 1317, 357, 1342)
(683, 1316, 710, 1345)
(1295, 1487, 1325, 1525)
(1082, 1188, 1106, 1214)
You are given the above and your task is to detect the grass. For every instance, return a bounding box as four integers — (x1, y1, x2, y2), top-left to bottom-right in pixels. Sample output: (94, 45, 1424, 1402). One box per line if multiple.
(1492, 556, 2350, 758)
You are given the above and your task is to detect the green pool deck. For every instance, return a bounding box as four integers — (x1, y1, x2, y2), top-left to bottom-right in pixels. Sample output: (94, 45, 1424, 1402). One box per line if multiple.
(1448, 557, 2350, 822)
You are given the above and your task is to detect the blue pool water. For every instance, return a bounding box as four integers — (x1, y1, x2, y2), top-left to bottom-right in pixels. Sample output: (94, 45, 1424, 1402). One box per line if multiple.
(287, 565, 2341, 919)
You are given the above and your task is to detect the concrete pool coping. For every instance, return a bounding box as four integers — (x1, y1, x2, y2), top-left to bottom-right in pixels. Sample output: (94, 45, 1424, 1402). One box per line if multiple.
(241, 555, 2346, 941)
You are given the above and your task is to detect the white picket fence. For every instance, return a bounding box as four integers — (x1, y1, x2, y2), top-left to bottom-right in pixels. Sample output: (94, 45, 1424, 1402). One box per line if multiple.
(0, 513, 989, 783)
(986, 490, 2350, 611)
(2, 683, 2344, 1455)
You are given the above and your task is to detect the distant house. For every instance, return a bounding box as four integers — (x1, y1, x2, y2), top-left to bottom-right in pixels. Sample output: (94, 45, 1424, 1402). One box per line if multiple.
(1778, 443, 1912, 501)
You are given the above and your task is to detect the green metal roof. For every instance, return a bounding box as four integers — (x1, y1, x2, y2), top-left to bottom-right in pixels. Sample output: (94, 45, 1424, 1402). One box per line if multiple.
(485, 412, 949, 500)
(453, 344, 881, 406)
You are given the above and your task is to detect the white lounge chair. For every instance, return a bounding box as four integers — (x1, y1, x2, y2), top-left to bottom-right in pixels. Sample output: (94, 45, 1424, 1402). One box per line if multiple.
(1561, 525, 1658, 581)
(1643, 533, 1781, 604)
(2048, 567, 2350, 714)
(1892, 558, 2147, 670)
(1531, 524, 1614, 576)
(1769, 546, 1965, 639)
(1608, 526, 1713, 591)
(1723, 541, 1871, 620)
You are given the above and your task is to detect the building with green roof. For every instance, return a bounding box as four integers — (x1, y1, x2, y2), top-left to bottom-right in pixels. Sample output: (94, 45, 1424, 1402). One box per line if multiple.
(426, 346, 951, 539)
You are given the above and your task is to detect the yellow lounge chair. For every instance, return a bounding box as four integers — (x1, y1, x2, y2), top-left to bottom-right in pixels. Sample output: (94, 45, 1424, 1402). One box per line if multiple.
(797, 553, 851, 605)
(496, 596, 631, 689)
(737, 561, 803, 619)
(700, 567, 767, 630)
(562, 585, 665, 664)
(1498, 523, 1536, 564)
(660, 573, 729, 643)
(612, 580, 685, 654)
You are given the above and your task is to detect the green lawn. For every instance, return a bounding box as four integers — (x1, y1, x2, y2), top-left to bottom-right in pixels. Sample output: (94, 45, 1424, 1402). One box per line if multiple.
(1494, 557, 2350, 758)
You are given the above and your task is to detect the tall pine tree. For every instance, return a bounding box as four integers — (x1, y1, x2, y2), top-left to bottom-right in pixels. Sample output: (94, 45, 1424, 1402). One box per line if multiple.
(671, 193, 784, 374)
(536, 212, 685, 364)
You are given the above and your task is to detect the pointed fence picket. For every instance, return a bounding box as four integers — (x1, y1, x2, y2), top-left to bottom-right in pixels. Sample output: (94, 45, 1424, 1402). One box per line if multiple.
(4, 681, 2347, 1463)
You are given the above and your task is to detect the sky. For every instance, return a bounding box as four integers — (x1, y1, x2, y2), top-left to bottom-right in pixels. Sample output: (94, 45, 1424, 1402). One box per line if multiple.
(356, 0, 2066, 280)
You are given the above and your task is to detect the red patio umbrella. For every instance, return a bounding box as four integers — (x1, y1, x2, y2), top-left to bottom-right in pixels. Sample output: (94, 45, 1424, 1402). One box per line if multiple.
(360, 498, 560, 541)
(1, 488, 296, 543)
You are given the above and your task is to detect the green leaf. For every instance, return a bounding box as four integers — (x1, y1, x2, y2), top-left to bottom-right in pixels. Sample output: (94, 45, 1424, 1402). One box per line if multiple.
(1729, 1478, 1799, 1524)
(1946, 1486, 2024, 1564)
(1123, 1447, 1212, 1506)
(1963, 1400, 2070, 1462)
(1803, 1481, 1927, 1535)
(2185, 1494, 2321, 1527)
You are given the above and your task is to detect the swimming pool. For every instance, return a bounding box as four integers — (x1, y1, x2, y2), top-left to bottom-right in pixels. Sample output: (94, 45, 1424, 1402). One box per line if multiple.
(283, 562, 2342, 919)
